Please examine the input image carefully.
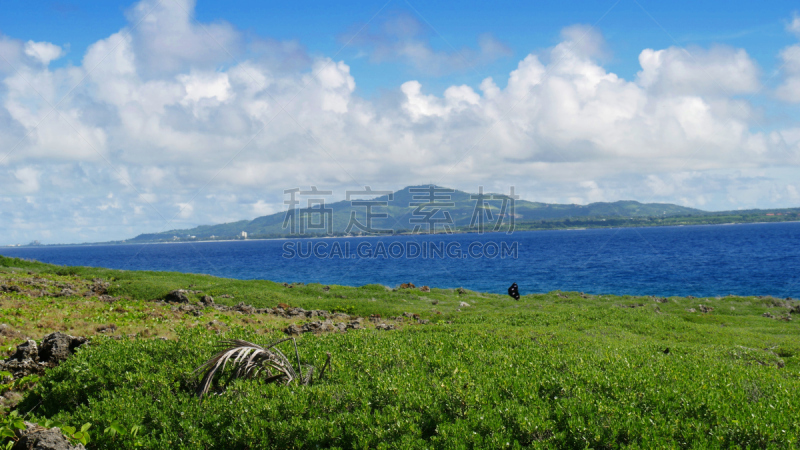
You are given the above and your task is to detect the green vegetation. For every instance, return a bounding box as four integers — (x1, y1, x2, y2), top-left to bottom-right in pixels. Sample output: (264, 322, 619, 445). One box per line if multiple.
(514, 210, 800, 231)
(1, 255, 799, 448)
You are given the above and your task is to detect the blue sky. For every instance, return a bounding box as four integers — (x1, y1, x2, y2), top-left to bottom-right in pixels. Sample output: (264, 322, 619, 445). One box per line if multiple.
(4, 0, 798, 94)
(1, 0, 800, 244)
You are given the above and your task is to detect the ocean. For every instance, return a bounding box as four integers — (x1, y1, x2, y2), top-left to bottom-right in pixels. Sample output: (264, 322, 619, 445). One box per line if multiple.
(1, 222, 798, 298)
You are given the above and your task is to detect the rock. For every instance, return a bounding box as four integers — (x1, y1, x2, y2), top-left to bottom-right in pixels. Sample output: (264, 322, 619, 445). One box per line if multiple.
(403, 312, 420, 319)
(90, 279, 110, 295)
(0, 339, 47, 378)
(219, 294, 234, 299)
(399, 283, 416, 289)
(172, 304, 199, 313)
(420, 286, 431, 293)
(456, 287, 467, 295)
(284, 324, 303, 335)
(0, 285, 22, 293)
(686, 308, 696, 313)
(298, 320, 336, 334)
(762, 312, 775, 318)
(369, 314, 382, 323)
(38, 332, 87, 364)
(14, 422, 85, 450)
(10, 340, 38, 362)
(287, 307, 307, 317)
(459, 302, 471, 307)
(375, 323, 395, 331)
(698, 305, 714, 313)
(233, 303, 256, 314)
(200, 295, 214, 306)
(417, 319, 430, 325)
(654, 297, 669, 303)
(309, 310, 331, 319)
(164, 290, 189, 303)
(322, 286, 330, 292)
(0, 360, 46, 379)
(0, 323, 18, 337)
(346, 320, 364, 330)
(95, 324, 117, 334)
(58, 289, 76, 297)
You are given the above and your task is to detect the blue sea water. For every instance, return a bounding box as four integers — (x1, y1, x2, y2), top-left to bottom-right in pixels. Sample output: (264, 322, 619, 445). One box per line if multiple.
(1, 222, 798, 298)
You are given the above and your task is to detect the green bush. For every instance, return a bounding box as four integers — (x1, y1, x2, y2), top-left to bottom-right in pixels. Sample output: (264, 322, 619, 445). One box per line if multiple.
(15, 325, 800, 449)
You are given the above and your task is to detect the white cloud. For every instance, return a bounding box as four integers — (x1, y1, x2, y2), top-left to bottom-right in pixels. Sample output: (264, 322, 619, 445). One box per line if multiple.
(13, 167, 40, 193)
(125, 0, 241, 74)
(253, 200, 276, 216)
(788, 13, 800, 38)
(637, 45, 760, 96)
(176, 202, 194, 219)
(24, 41, 64, 65)
(180, 72, 232, 103)
(776, 45, 800, 102)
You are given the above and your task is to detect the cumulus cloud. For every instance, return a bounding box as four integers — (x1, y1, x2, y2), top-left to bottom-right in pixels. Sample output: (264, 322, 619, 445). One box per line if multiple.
(0, 1, 798, 244)
(125, 0, 241, 75)
(23, 41, 64, 65)
(343, 13, 512, 75)
(637, 45, 760, 96)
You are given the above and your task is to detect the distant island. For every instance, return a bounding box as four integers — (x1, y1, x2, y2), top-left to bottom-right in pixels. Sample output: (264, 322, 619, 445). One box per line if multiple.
(12, 185, 798, 247)
(108, 185, 799, 245)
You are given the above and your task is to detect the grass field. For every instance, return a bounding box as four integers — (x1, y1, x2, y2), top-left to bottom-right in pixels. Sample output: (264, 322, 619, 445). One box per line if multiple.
(0, 255, 798, 449)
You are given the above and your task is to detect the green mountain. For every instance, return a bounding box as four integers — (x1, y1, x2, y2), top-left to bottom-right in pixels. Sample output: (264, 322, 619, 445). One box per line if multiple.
(128, 186, 705, 242)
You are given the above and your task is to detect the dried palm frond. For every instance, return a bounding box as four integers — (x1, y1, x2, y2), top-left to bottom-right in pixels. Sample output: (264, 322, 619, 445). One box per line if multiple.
(194, 337, 331, 398)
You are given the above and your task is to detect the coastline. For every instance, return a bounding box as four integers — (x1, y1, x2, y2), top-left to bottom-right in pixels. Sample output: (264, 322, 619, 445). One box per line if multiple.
(7, 218, 800, 248)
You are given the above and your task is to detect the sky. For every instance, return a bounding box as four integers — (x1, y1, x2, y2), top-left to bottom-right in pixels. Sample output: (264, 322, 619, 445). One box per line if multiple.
(1, 0, 800, 245)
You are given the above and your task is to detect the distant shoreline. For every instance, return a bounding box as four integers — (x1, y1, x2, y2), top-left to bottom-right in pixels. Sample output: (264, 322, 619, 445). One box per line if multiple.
(4, 219, 800, 249)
